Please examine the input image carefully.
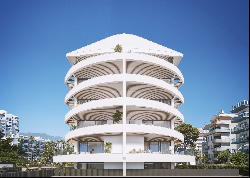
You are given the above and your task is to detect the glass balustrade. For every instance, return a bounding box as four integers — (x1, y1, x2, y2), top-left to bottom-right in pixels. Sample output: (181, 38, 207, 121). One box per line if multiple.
(79, 142, 104, 154)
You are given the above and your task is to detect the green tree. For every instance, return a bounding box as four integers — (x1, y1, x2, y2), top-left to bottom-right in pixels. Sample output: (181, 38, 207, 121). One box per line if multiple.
(175, 123, 199, 151)
(217, 150, 231, 164)
(230, 152, 248, 166)
(0, 130, 28, 167)
(40, 141, 56, 166)
(114, 44, 122, 52)
(40, 140, 74, 166)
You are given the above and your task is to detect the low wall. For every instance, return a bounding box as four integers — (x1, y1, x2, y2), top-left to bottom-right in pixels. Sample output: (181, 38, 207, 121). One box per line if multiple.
(0, 168, 240, 177)
(127, 169, 239, 176)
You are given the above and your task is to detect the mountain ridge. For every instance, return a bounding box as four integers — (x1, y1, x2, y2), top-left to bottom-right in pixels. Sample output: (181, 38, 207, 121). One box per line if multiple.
(20, 132, 63, 141)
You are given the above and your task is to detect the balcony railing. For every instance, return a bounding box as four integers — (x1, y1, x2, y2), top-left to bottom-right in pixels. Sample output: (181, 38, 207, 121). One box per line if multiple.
(77, 99, 98, 104)
(151, 99, 171, 105)
(231, 125, 249, 134)
(76, 98, 173, 105)
(232, 115, 249, 123)
(232, 137, 249, 144)
(73, 121, 171, 129)
(213, 147, 230, 152)
(213, 138, 230, 143)
(209, 127, 230, 133)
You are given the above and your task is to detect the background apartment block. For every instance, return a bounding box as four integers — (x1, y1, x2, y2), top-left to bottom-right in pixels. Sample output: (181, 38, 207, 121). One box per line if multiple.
(0, 110, 19, 145)
(19, 135, 47, 161)
(196, 128, 207, 156)
(202, 110, 237, 162)
(231, 100, 249, 153)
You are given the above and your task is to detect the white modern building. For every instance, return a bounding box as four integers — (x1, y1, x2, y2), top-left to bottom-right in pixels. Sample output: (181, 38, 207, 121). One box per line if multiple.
(196, 128, 207, 156)
(231, 100, 249, 153)
(53, 34, 195, 175)
(19, 135, 47, 161)
(0, 110, 19, 145)
(202, 110, 237, 162)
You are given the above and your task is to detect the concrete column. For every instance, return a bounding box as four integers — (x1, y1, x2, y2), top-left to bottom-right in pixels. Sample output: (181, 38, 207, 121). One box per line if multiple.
(74, 76, 78, 86)
(170, 118, 175, 130)
(171, 98, 175, 107)
(171, 78, 175, 86)
(123, 162, 126, 176)
(74, 140, 79, 154)
(171, 163, 175, 169)
(170, 140, 175, 155)
(74, 97, 77, 107)
(122, 57, 127, 176)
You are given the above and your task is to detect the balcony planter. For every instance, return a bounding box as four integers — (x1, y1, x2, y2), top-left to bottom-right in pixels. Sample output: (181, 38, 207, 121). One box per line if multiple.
(112, 110, 122, 124)
(114, 44, 122, 53)
(104, 142, 112, 153)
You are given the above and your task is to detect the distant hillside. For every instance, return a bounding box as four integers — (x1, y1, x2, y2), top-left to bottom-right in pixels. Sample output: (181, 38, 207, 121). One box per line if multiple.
(20, 132, 63, 141)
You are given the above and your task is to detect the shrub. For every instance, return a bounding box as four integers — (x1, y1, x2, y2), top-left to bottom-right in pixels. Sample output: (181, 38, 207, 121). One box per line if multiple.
(114, 44, 122, 53)
(175, 163, 249, 176)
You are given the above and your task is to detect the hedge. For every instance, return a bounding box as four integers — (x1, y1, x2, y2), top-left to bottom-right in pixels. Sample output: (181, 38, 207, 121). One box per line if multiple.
(176, 164, 249, 176)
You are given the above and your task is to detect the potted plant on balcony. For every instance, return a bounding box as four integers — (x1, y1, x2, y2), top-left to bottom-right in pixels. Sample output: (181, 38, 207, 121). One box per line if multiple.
(70, 125, 77, 131)
(104, 142, 112, 153)
(114, 44, 122, 53)
(112, 110, 122, 124)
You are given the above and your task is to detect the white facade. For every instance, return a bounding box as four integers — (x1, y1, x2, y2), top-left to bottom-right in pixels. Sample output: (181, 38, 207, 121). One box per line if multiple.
(0, 110, 19, 145)
(53, 34, 195, 175)
(202, 110, 237, 162)
(196, 128, 207, 156)
(231, 100, 249, 153)
(19, 135, 48, 161)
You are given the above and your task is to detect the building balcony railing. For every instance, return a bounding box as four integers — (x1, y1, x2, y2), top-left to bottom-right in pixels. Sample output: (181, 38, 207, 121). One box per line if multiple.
(239, 146, 249, 153)
(75, 98, 174, 107)
(231, 125, 249, 134)
(232, 115, 249, 123)
(55, 150, 194, 156)
(213, 138, 230, 143)
(213, 147, 230, 152)
(232, 137, 249, 144)
(71, 121, 172, 130)
(210, 128, 230, 133)
(77, 99, 98, 105)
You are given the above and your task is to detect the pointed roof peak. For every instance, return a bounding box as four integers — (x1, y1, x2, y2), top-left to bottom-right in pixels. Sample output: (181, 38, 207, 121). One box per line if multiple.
(219, 109, 224, 114)
(66, 33, 183, 66)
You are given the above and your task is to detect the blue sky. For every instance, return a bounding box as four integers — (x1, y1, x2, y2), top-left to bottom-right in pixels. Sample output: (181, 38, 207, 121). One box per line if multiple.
(0, 0, 248, 136)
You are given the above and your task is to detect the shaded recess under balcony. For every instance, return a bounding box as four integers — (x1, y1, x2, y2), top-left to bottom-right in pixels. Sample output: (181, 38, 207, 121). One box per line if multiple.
(66, 81, 182, 109)
(67, 105, 181, 126)
(66, 60, 183, 89)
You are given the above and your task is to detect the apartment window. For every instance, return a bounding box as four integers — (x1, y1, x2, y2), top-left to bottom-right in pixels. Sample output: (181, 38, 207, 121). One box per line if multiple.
(79, 142, 104, 153)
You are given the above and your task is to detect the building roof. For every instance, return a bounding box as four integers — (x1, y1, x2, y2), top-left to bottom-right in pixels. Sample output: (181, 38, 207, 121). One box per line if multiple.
(66, 33, 183, 66)
(231, 100, 249, 113)
(210, 111, 237, 122)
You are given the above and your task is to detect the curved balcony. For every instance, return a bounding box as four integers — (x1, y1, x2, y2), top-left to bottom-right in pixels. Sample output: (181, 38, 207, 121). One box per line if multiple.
(65, 74, 184, 105)
(65, 53, 184, 87)
(65, 124, 184, 142)
(53, 152, 195, 163)
(64, 97, 184, 124)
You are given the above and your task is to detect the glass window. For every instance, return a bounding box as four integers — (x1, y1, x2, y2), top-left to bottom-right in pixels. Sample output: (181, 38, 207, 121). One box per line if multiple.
(149, 142, 160, 152)
(88, 142, 104, 153)
(161, 142, 170, 153)
(79, 143, 88, 153)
